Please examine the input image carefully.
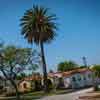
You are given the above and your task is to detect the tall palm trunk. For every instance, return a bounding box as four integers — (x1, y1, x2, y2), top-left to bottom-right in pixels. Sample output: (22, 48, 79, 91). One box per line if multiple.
(40, 42, 48, 92)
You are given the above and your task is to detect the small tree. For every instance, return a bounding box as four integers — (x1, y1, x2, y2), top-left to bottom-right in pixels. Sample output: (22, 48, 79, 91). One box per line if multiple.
(57, 61, 78, 72)
(92, 65, 100, 91)
(49, 69, 54, 73)
(0, 45, 39, 99)
(16, 73, 26, 80)
(92, 65, 100, 77)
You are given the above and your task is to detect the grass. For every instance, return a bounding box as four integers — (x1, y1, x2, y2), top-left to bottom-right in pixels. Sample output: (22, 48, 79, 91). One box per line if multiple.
(0, 89, 73, 100)
(21, 89, 73, 99)
(0, 91, 55, 100)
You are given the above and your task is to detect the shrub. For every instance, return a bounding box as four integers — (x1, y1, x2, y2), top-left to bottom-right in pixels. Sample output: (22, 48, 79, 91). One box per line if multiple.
(5, 92, 17, 96)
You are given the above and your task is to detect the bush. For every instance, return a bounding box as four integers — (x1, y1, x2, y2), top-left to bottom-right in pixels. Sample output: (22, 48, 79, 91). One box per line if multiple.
(56, 78, 64, 89)
(47, 79, 53, 90)
(34, 80, 42, 91)
(0, 85, 3, 89)
(94, 85, 100, 91)
(5, 89, 35, 97)
(5, 92, 17, 96)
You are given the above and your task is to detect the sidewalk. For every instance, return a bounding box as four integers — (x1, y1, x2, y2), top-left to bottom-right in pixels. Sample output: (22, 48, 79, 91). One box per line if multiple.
(79, 92, 100, 100)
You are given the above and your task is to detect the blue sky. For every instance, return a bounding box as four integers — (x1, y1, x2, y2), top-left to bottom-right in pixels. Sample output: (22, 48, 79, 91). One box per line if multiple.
(0, 0, 100, 71)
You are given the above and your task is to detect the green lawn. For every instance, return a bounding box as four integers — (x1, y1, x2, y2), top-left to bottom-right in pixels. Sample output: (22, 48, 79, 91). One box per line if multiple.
(0, 89, 73, 100)
(21, 90, 71, 100)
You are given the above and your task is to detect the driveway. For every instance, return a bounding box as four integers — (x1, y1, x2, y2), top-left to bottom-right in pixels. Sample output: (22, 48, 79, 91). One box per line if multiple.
(38, 88, 93, 100)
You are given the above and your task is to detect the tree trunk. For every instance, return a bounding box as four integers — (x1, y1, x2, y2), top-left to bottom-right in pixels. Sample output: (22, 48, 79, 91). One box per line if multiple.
(10, 80, 20, 100)
(0, 69, 20, 99)
(40, 42, 48, 92)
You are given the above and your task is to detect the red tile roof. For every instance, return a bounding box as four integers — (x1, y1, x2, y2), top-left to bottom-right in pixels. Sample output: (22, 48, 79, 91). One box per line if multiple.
(21, 68, 92, 81)
(48, 68, 92, 77)
(24, 75, 42, 81)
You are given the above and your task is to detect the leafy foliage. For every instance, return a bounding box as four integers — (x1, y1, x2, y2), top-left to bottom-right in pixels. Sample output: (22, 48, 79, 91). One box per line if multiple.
(0, 44, 40, 98)
(0, 45, 39, 79)
(20, 5, 57, 44)
(92, 65, 100, 77)
(16, 73, 26, 80)
(57, 61, 78, 72)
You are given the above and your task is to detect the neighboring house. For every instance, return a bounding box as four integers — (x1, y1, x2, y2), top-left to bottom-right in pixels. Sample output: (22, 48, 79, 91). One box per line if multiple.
(18, 74, 42, 92)
(18, 80, 33, 92)
(48, 68, 94, 89)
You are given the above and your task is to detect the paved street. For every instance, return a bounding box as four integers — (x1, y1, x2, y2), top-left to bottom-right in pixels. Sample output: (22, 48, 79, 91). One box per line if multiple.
(38, 88, 93, 100)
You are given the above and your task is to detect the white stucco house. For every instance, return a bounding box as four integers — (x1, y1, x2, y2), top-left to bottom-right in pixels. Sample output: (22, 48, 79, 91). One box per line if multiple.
(48, 68, 94, 89)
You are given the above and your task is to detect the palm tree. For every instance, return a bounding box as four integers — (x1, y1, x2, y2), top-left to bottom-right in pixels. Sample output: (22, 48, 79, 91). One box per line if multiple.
(20, 5, 57, 92)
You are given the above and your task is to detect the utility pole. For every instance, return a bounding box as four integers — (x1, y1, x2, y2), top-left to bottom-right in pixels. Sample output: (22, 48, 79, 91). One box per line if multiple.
(82, 56, 88, 67)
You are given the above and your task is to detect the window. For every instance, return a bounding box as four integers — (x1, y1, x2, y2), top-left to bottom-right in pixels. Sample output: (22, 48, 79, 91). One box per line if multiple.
(72, 77, 76, 81)
(84, 77, 86, 80)
(78, 77, 81, 81)
(88, 74, 91, 78)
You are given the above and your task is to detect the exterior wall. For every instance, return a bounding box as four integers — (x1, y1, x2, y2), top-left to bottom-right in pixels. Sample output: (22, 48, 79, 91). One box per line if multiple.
(83, 71, 93, 86)
(71, 73, 84, 89)
(63, 70, 94, 89)
(18, 80, 32, 92)
(71, 71, 93, 89)
(63, 77, 71, 88)
(53, 77, 60, 88)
